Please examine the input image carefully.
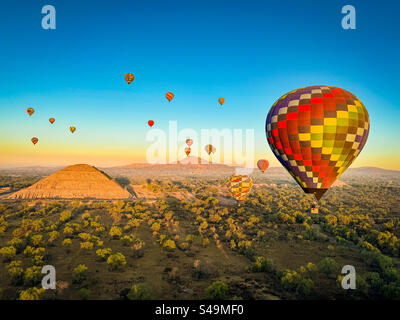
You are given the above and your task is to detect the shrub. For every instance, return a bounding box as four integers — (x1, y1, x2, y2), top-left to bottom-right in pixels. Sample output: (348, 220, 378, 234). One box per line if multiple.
(30, 234, 43, 246)
(78, 288, 91, 300)
(24, 266, 42, 286)
(121, 235, 134, 246)
(109, 226, 122, 239)
(127, 283, 152, 300)
(163, 239, 176, 251)
(151, 222, 160, 232)
(252, 256, 276, 274)
(72, 264, 88, 284)
(8, 238, 26, 253)
(317, 257, 339, 277)
(7, 260, 24, 285)
(62, 238, 72, 246)
(80, 241, 94, 249)
(0, 246, 17, 259)
(96, 248, 112, 260)
(19, 287, 46, 300)
(206, 281, 229, 300)
(107, 253, 127, 270)
(60, 210, 72, 222)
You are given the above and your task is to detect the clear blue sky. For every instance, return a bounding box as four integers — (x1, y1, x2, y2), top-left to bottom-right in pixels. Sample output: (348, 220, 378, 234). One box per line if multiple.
(0, 0, 399, 168)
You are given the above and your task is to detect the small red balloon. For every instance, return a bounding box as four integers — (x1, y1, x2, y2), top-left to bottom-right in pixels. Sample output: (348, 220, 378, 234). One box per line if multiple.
(148, 120, 154, 127)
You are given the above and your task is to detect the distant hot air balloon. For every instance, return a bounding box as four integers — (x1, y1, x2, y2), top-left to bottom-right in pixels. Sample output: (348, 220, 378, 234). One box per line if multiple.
(27, 108, 34, 116)
(257, 159, 269, 173)
(204, 144, 216, 155)
(166, 92, 174, 102)
(148, 120, 154, 127)
(69, 126, 76, 133)
(49, 118, 55, 124)
(226, 174, 253, 204)
(218, 97, 225, 106)
(185, 147, 191, 157)
(31, 137, 38, 145)
(265, 85, 370, 201)
(124, 73, 135, 84)
(186, 138, 193, 147)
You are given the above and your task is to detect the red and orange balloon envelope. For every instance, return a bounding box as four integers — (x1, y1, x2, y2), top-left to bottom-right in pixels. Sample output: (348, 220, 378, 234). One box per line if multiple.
(186, 138, 193, 147)
(185, 147, 191, 157)
(31, 137, 38, 145)
(27, 108, 34, 116)
(70, 126, 76, 133)
(205, 144, 216, 155)
(265, 85, 370, 201)
(148, 120, 154, 127)
(166, 92, 174, 102)
(257, 159, 269, 173)
(218, 97, 225, 106)
(124, 73, 134, 84)
(49, 118, 55, 124)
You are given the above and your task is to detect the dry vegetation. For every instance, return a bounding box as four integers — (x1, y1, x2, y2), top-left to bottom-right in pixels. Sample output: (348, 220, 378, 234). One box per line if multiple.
(0, 172, 399, 300)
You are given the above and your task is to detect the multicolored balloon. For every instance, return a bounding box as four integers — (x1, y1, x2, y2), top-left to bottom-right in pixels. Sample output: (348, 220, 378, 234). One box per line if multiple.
(148, 120, 154, 127)
(186, 138, 193, 147)
(31, 137, 38, 145)
(27, 108, 34, 116)
(204, 144, 216, 155)
(265, 85, 370, 200)
(69, 126, 76, 133)
(185, 147, 191, 157)
(218, 97, 225, 106)
(226, 174, 253, 204)
(166, 92, 174, 102)
(49, 118, 55, 124)
(257, 159, 269, 173)
(124, 73, 135, 84)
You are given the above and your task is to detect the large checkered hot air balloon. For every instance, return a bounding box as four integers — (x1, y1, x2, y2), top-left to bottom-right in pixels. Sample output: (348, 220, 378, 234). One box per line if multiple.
(265, 86, 369, 201)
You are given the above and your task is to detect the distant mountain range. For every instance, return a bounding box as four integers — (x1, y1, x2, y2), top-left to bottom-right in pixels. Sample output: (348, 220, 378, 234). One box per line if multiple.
(0, 160, 398, 180)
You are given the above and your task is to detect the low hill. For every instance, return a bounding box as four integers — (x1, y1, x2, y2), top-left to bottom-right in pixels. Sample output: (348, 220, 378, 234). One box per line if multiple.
(8, 164, 132, 200)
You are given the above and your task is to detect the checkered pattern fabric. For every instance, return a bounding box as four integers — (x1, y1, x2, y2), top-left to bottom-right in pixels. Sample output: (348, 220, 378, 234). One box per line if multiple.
(226, 174, 253, 202)
(266, 86, 370, 199)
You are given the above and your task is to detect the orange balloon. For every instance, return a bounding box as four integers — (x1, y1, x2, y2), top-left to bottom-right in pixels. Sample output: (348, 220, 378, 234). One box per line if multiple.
(218, 97, 225, 106)
(27, 108, 34, 116)
(124, 73, 134, 84)
(186, 138, 193, 147)
(257, 159, 269, 173)
(31, 137, 38, 145)
(205, 144, 216, 155)
(166, 92, 174, 102)
(185, 147, 191, 156)
(70, 126, 76, 133)
(49, 118, 55, 124)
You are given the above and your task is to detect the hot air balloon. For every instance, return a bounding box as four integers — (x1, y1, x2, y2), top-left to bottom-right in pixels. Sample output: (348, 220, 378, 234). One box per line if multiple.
(166, 92, 174, 102)
(148, 120, 154, 127)
(124, 73, 134, 84)
(49, 118, 55, 124)
(31, 137, 38, 145)
(70, 126, 76, 133)
(226, 174, 253, 204)
(257, 159, 269, 173)
(185, 147, 191, 157)
(218, 97, 225, 106)
(265, 85, 370, 201)
(186, 138, 193, 147)
(27, 108, 34, 116)
(204, 144, 216, 155)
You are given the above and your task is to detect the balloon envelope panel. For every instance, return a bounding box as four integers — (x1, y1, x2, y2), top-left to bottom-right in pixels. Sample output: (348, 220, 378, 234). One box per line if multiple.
(265, 86, 369, 200)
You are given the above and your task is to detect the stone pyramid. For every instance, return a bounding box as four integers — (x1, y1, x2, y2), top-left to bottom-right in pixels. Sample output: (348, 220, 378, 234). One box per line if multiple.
(8, 164, 132, 200)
